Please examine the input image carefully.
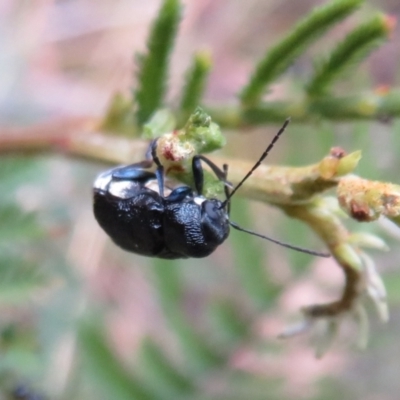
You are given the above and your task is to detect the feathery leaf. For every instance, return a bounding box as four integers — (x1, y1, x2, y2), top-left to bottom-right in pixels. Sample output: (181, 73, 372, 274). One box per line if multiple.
(240, 0, 364, 107)
(135, 0, 182, 126)
(307, 14, 394, 96)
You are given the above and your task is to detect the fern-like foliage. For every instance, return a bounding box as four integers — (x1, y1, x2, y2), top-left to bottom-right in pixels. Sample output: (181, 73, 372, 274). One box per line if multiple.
(134, 0, 181, 125)
(306, 14, 393, 96)
(239, 0, 364, 107)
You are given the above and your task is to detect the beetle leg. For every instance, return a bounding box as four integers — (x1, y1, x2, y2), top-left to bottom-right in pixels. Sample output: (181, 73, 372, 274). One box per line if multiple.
(150, 139, 166, 198)
(150, 139, 161, 165)
(112, 139, 157, 180)
(154, 165, 165, 197)
(194, 155, 233, 200)
(197, 155, 229, 183)
(196, 155, 233, 189)
(192, 156, 204, 195)
(222, 164, 231, 215)
(111, 162, 154, 180)
(146, 140, 157, 161)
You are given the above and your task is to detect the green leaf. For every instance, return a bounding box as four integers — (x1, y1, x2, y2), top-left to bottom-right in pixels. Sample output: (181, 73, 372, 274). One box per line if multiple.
(135, 0, 182, 125)
(0, 157, 44, 202)
(0, 205, 43, 242)
(207, 300, 250, 346)
(230, 198, 281, 309)
(100, 93, 137, 136)
(0, 347, 43, 375)
(79, 322, 155, 400)
(0, 257, 47, 304)
(307, 14, 393, 96)
(240, 0, 364, 107)
(152, 258, 183, 308)
(167, 312, 224, 372)
(137, 339, 195, 397)
(151, 259, 223, 372)
(179, 51, 212, 124)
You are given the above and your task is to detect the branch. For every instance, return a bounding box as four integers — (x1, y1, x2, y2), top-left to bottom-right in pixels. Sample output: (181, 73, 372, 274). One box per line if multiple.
(338, 175, 400, 225)
(208, 90, 400, 127)
(0, 118, 147, 165)
(0, 118, 391, 355)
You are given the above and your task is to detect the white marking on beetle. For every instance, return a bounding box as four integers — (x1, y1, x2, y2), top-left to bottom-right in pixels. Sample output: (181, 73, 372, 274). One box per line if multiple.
(108, 180, 137, 198)
(194, 196, 206, 206)
(93, 169, 113, 190)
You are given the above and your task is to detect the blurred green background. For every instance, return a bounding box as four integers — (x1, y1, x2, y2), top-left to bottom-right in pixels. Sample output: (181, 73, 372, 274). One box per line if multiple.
(1, 1, 400, 399)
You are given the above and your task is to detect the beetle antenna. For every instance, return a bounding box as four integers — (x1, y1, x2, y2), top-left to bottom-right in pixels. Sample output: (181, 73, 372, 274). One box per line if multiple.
(220, 118, 290, 209)
(229, 221, 330, 257)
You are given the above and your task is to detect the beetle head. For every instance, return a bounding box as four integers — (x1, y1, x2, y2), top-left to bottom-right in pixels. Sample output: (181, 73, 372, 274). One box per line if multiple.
(201, 198, 229, 244)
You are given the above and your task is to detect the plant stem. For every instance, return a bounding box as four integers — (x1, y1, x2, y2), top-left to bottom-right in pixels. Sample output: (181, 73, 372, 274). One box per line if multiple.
(208, 90, 400, 127)
(0, 118, 148, 165)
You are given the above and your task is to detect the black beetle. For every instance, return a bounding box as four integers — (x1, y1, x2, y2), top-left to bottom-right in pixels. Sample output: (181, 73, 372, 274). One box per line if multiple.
(93, 119, 329, 259)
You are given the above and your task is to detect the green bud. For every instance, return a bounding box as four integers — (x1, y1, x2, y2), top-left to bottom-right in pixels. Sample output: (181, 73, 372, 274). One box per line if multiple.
(335, 243, 363, 271)
(336, 150, 362, 176)
(348, 232, 389, 251)
(183, 107, 226, 153)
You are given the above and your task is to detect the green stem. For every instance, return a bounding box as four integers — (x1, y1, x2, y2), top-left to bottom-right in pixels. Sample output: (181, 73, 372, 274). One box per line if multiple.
(208, 91, 400, 127)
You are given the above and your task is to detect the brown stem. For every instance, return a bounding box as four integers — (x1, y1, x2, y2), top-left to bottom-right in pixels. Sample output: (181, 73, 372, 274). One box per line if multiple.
(1, 117, 363, 319)
(0, 117, 148, 164)
(1, 118, 339, 202)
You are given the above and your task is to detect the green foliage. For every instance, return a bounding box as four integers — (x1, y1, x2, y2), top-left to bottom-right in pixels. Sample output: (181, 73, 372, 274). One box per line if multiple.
(134, 0, 181, 125)
(230, 198, 280, 309)
(80, 322, 154, 400)
(0, 163, 48, 305)
(100, 93, 138, 136)
(239, 0, 364, 107)
(210, 90, 400, 126)
(181, 107, 226, 154)
(308, 91, 400, 119)
(0, 205, 43, 243)
(151, 259, 224, 372)
(179, 51, 212, 124)
(0, 158, 53, 396)
(207, 300, 251, 346)
(0, 256, 47, 304)
(137, 339, 195, 398)
(104, 0, 399, 136)
(306, 14, 391, 96)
